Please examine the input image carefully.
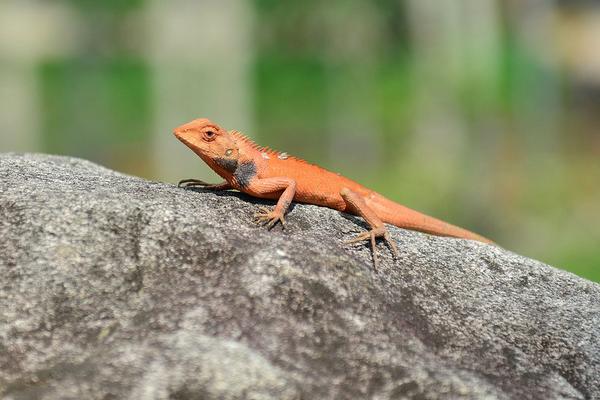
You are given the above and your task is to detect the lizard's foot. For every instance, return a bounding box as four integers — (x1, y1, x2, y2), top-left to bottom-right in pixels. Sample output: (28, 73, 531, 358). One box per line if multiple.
(345, 226, 398, 269)
(254, 206, 286, 230)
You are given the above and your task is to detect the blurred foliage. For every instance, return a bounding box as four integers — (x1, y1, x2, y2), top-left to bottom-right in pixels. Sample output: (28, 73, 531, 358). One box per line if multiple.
(254, 54, 329, 159)
(40, 58, 152, 176)
(249, 1, 600, 282)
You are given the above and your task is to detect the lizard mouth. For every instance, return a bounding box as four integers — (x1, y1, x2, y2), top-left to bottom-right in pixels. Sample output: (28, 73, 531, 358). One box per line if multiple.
(173, 130, 194, 149)
(173, 129, 185, 141)
(173, 131, 217, 160)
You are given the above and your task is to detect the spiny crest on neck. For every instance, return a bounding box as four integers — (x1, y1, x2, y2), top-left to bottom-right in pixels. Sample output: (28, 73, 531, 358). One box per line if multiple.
(228, 130, 322, 165)
(229, 131, 287, 158)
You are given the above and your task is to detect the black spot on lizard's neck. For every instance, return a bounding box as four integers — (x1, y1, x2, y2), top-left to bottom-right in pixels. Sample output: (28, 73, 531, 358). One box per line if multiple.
(214, 157, 238, 173)
(233, 160, 256, 189)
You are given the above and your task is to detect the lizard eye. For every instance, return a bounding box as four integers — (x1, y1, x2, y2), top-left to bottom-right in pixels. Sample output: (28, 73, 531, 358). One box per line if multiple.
(203, 130, 217, 141)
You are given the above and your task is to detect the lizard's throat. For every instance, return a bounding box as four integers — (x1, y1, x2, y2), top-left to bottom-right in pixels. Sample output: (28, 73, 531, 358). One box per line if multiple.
(213, 157, 238, 173)
(200, 155, 238, 181)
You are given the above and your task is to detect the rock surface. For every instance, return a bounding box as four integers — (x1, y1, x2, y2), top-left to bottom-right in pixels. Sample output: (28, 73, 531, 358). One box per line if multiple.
(0, 153, 599, 400)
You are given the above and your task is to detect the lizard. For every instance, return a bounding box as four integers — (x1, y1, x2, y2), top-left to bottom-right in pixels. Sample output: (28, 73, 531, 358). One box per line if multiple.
(174, 118, 493, 268)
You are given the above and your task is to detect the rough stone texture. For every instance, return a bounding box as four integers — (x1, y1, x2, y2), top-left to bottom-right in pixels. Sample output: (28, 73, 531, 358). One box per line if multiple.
(0, 153, 599, 400)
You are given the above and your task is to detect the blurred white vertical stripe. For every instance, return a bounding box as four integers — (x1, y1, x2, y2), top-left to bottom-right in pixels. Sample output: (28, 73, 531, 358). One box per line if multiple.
(323, 1, 383, 171)
(462, 0, 501, 88)
(405, 0, 501, 172)
(507, 0, 562, 151)
(0, 65, 40, 152)
(147, 0, 254, 182)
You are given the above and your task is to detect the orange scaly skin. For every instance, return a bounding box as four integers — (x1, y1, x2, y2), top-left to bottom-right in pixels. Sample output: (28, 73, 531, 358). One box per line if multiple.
(174, 118, 493, 268)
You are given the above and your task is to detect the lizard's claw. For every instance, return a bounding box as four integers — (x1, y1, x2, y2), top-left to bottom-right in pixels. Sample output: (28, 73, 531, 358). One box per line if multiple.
(345, 226, 398, 270)
(254, 206, 286, 230)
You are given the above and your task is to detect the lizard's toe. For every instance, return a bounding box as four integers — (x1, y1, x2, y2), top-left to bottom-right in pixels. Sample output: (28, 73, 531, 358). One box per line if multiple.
(344, 226, 397, 269)
(344, 231, 371, 245)
(384, 231, 399, 258)
(253, 207, 271, 223)
(254, 207, 285, 230)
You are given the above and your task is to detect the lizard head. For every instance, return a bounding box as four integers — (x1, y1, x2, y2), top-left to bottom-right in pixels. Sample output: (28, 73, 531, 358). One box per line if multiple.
(173, 118, 241, 174)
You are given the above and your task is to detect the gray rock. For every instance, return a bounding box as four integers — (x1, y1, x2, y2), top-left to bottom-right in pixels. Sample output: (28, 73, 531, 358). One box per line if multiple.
(0, 153, 598, 400)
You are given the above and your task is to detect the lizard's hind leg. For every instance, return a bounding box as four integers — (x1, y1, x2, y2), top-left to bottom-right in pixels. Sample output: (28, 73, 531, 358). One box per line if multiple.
(340, 188, 398, 269)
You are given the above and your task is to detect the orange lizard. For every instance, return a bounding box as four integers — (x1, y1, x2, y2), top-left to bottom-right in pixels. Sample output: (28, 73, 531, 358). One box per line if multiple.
(174, 118, 493, 267)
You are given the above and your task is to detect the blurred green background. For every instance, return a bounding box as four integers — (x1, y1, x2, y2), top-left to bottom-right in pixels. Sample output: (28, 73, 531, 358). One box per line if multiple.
(0, 0, 598, 281)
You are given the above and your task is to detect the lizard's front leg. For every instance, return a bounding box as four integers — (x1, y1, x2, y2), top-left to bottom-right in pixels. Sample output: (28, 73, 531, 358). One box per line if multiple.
(246, 177, 296, 229)
(340, 188, 398, 269)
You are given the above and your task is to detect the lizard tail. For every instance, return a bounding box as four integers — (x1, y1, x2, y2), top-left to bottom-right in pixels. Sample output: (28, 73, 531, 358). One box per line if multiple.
(370, 196, 494, 244)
